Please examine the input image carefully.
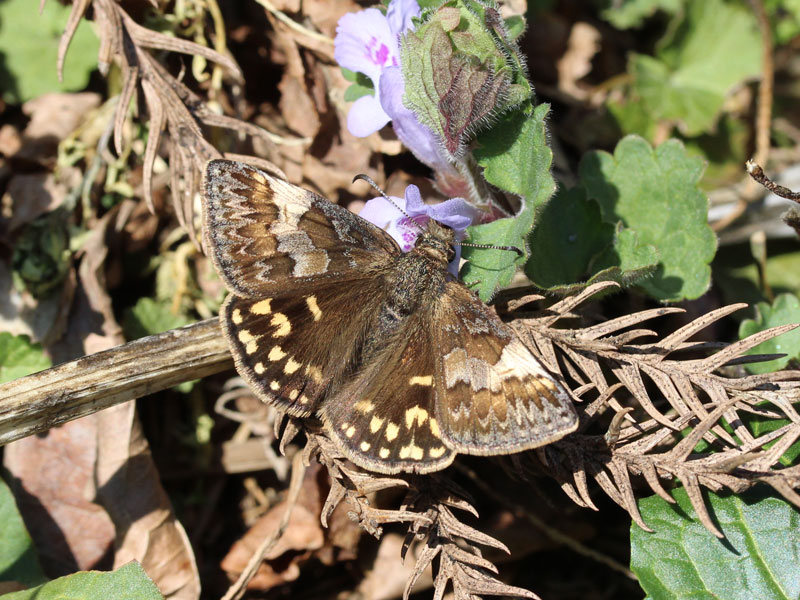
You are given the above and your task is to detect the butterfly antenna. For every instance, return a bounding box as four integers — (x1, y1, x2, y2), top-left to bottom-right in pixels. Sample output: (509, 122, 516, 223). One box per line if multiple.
(353, 174, 425, 233)
(456, 242, 524, 256)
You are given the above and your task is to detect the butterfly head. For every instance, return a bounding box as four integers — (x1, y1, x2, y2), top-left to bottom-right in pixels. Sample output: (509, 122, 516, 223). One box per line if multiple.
(413, 219, 457, 265)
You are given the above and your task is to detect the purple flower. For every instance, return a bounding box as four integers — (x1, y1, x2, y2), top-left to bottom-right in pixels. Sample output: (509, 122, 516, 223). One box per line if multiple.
(359, 185, 478, 276)
(334, 0, 420, 136)
(334, 1, 457, 177)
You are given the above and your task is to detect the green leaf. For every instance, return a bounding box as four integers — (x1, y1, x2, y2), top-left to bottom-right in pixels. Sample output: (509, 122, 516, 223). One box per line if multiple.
(122, 298, 193, 341)
(765, 0, 800, 44)
(738, 294, 800, 374)
(526, 186, 659, 291)
(462, 104, 554, 299)
(0, 476, 47, 589)
(632, 489, 800, 600)
(600, 0, 682, 30)
(0, 0, 99, 104)
(2, 561, 163, 600)
(580, 135, 716, 301)
(0, 333, 51, 383)
(629, 0, 761, 135)
(341, 68, 375, 103)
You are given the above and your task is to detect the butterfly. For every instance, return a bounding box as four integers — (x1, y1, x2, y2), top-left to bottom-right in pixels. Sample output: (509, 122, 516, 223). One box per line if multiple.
(203, 159, 578, 474)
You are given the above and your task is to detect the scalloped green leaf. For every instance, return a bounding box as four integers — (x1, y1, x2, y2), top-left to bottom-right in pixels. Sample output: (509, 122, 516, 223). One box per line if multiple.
(632, 489, 800, 600)
(738, 293, 800, 374)
(580, 135, 716, 301)
(0, 476, 47, 589)
(0, 0, 99, 104)
(0, 333, 51, 383)
(526, 184, 659, 291)
(629, 0, 761, 136)
(461, 104, 554, 300)
(2, 561, 163, 600)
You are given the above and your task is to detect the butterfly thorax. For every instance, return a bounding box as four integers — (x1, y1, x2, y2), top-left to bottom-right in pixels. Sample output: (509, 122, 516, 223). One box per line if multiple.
(361, 222, 455, 360)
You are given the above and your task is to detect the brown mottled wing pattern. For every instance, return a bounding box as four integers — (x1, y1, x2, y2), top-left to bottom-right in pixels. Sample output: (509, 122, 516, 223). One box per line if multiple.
(433, 283, 578, 455)
(203, 159, 399, 299)
(321, 315, 456, 474)
(221, 280, 384, 416)
(203, 159, 399, 416)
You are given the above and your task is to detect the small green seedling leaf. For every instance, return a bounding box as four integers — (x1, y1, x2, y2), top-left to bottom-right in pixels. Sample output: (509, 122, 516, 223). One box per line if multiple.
(739, 293, 800, 374)
(0, 0, 99, 103)
(601, 0, 681, 30)
(580, 135, 716, 301)
(122, 298, 193, 341)
(2, 561, 164, 600)
(0, 333, 51, 383)
(0, 476, 47, 589)
(632, 489, 800, 600)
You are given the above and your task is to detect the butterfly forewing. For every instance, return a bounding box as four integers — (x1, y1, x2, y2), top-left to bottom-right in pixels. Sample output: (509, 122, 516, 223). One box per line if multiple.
(321, 317, 456, 474)
(204, 159, 399, 298)
(433, 283, 579, 454)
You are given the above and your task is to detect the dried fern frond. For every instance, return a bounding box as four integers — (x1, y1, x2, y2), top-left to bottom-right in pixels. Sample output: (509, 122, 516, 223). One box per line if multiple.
(53, 0, 278, 236)
(512, 282, 800, 536)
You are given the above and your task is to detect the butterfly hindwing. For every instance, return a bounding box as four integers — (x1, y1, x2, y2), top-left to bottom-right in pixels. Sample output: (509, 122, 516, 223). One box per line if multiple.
(204, 159, 399, 299)
(321, 314, 456, 474)
(222, 280, 386, 417)
(433, 283, 579, 455)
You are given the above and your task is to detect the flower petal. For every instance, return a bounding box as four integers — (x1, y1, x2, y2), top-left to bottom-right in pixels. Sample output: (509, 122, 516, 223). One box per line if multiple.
(335, 9, 399, 83)
(386, 0, 421, 36)
(426, 198, 479, 232)
(347, 95, 391, 137)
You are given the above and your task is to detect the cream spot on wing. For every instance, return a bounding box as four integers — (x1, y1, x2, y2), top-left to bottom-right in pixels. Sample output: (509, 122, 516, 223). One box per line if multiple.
(231, 308, 243, 325)
(399, 442, 423, 460)
(345, 426, 356, 438)
(370, 416, 384, 433)
(385, 422, 399, 442)
(409, 375, 433, 386)
(299, 394, 309, 404)
(429, 446, 446, 458)
(429, 417, 441, 438)
(270, 312, 291, 337)
(268, 346, 286, 361)
(238, 329, 256, 344)
(288, 389, 299, 400)
(305, 365, 323, 384)
(306, 296, 322, 321)
(270, 380, 280, 391)
(250, 171, 267, 185)
(405, 406, 429, 429)
(354, 400, 374, 414)
(360, 441, 371, 451)
(341, 422, 350, 430)
(254, 362, 265, 375)
(245, 341, 258, 355)
(283, 357, 301, 374)
(379, 448, 390, 459)
(251, 299, 272, 315)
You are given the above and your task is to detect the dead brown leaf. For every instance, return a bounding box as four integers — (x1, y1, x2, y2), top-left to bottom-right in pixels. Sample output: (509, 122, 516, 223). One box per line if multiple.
(3, 422, 116, 576)
(15, 93, 101, 163)
(221, 461, 361, 591)
(556, 22, 601, 101)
